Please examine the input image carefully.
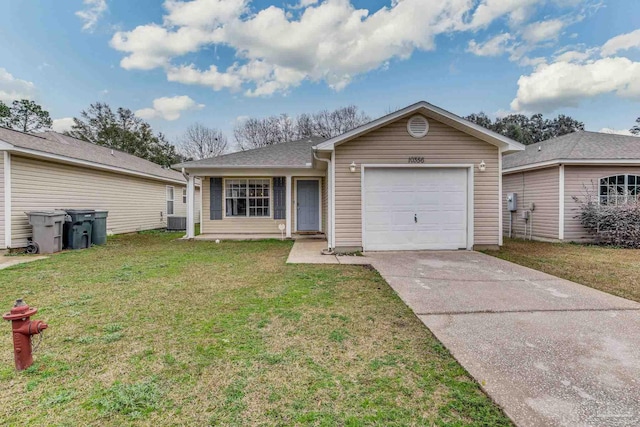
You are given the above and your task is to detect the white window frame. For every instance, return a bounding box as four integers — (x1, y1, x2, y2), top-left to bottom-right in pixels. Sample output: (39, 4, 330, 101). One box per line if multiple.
(182, 187, 187, 204)
(166, 186, 175, 216)
(599, 174, 640, 205)
(223, 178, 273, 219)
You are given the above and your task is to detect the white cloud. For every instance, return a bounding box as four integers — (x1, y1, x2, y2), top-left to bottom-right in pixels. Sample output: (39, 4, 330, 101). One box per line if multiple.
(166, 64, 243, 91)
(511, 57, 640, 112)
(76, 0, 108, 32)
(599, 127, 638, 137)
(521, 19, 565, 43)
(468, 0, 541, 28)
(52, 117, 75, 133)
(109, 0, 593, 97)
(467, 33, 514, 57)
(600, 29, 640, 56)
(0, 68, 36, 102)
(135, 95, 205, 121)
(109, 0, 542, 96)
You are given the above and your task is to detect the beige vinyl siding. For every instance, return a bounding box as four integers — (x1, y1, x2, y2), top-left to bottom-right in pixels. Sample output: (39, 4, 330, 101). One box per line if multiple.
(201, 175, 326, 235)
(334, 116, 500, 248)
(322, 176, 327, 233)
(502, 166, 560, 240)
(564, 165, 640, 242)
(0, 152, 5, 248)
(10, 156, 183, 248)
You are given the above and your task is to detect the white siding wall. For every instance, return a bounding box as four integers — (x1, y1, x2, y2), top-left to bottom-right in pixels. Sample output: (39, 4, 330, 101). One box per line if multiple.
(10, 155, 187, 248)
(0, 152, 5, 249)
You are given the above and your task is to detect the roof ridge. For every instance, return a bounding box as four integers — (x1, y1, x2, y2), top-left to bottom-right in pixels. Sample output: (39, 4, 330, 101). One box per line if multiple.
(564, 131, 585, 159)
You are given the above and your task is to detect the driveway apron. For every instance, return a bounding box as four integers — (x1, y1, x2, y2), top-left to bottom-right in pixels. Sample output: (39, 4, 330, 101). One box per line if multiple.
(362, 251, 640, 427)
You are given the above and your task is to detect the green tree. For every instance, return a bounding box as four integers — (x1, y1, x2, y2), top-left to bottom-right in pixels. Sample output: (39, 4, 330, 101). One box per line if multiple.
(631, 117, 640, 135)
(465, 112, 584, 145)
(67, 102, 184, 166)
(1, 99, 53, 133)
(0, 101, 9, 122)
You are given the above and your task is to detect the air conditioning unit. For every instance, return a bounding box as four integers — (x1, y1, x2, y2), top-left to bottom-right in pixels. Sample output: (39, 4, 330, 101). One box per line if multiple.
(167, 216, 187, 231)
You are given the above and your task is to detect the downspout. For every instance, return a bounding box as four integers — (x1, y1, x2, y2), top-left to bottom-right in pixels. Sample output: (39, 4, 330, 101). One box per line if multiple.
(313, 148, 333, 252)
(182, 167, 195, 239)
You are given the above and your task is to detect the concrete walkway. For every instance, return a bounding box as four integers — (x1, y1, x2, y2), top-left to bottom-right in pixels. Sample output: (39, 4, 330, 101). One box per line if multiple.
(0, 255, 48, 270)
(286, 239, 370, 265)
(363, 251, 640, 427)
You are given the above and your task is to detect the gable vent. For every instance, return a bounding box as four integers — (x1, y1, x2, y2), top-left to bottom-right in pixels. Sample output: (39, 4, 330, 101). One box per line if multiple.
(407, 115, 429, 138)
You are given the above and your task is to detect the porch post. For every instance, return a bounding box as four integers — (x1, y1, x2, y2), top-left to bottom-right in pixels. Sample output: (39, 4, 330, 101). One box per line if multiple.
(285, 175, 292, 238)
(186, 173, 196, 239)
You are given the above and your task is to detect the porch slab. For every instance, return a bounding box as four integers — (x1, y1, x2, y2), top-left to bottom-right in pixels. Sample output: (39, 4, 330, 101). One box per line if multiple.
(194, 234, 326, 242)
(286, 239, 338, 264)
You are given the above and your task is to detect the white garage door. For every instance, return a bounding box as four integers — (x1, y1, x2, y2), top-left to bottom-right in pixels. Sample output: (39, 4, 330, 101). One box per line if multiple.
(363, 167, 469, 251)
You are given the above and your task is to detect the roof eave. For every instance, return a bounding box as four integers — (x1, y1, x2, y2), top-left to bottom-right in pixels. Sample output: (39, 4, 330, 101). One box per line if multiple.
(179, 164, 315, 170)
(315, 101, 525, 153)
(2, 144, 187, 185)
(503, 158, 640, 174)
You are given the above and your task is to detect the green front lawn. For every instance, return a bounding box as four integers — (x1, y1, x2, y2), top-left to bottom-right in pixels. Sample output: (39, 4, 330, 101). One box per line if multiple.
(0, 232, 510, 426)
(484, 238, 640, 303)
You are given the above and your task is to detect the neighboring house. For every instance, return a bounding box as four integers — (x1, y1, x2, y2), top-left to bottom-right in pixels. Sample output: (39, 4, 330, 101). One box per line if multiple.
(0, 128, 201, 250)
(502, 131, 640, 242)
(175, 101, 524, 252)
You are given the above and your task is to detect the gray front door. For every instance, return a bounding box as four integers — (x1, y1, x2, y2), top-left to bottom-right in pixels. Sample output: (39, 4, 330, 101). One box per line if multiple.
(297, 180, 320, 231)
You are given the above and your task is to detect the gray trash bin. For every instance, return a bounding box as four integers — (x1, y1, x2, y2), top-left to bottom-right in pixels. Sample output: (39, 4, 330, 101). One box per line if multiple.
(91, 211, 109, 245)
(26, 210, 67, 254)
(63, 209, 95, 250)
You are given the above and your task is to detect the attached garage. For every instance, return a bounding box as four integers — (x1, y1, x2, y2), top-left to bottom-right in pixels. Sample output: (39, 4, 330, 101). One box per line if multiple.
(363, 166, 472, 251)
(314, 101, 525, 253)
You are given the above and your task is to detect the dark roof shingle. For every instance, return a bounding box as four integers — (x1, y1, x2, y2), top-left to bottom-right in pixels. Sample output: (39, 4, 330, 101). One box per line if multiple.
(0, 127, 185, 182)
(503, 131, 640, 169)
(174, 136, 326, 168)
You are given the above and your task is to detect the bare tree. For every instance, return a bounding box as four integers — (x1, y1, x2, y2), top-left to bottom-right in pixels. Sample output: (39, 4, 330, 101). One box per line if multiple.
(234, 114, 297, 151)
(180, 123, 228, 160)
(234, 105, 370, 150)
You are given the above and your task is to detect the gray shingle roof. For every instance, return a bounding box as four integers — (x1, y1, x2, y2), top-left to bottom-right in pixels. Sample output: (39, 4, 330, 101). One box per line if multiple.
(0, 127, 186, 183)
(174, 136, 326, 168)
(503, 131, 640, 169)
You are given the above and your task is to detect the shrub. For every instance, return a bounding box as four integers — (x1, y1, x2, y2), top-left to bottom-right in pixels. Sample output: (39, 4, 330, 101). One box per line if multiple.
(574, 186, 640, 248)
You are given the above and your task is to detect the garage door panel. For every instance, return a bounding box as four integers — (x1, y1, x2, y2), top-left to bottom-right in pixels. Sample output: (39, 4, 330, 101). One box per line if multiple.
(364, 167, 468, 251)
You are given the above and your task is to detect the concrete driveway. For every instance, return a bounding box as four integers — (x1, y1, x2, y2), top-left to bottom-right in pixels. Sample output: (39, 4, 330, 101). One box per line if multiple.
(363, 251, 640, 427)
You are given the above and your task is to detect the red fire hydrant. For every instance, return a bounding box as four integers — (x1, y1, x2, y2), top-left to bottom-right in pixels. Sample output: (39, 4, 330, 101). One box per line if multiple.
(3, 299, 48, 371)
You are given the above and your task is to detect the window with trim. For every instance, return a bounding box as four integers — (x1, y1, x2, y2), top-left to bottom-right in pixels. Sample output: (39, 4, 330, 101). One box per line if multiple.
(225, 179, 270, 217)
(182, 188, 187, 204)
(166, 186, 175, 215)
(599, 174, 640, 205)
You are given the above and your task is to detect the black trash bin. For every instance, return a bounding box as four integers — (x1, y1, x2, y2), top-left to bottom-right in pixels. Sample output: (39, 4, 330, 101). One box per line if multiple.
(64, 209, 95, 249)
(91, 210, 109, 245)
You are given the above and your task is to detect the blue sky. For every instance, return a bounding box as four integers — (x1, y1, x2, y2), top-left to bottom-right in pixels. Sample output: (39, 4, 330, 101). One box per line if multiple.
(1, 0, 639, 148)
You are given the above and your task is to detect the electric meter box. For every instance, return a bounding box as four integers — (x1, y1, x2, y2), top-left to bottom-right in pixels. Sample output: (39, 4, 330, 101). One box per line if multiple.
(507, 193, 518, 212)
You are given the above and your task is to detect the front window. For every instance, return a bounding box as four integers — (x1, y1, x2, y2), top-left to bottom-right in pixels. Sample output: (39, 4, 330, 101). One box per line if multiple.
(182, 188, 187, 204)
(225, 179, 270, 217)
(599, 174, 640, 205)
(166, 186, 175, 215)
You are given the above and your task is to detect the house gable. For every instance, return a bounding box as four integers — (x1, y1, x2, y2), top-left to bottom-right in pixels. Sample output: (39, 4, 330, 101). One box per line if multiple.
(315, 101, 524, 154)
